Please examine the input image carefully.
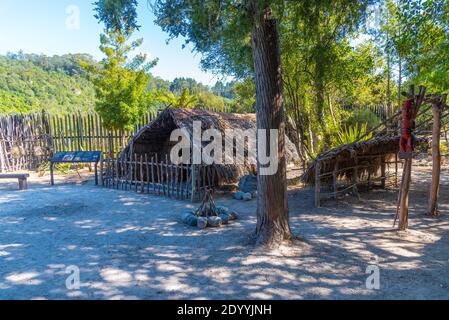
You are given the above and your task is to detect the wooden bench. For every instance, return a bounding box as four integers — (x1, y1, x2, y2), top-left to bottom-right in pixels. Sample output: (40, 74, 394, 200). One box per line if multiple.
(0, 173, 30, 190)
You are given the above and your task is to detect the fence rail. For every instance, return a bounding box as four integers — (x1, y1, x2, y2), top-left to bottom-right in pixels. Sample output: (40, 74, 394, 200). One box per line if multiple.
(344, 104, 398, 122)
(103, 153, 217, 201)
(0, 111, 157, 172)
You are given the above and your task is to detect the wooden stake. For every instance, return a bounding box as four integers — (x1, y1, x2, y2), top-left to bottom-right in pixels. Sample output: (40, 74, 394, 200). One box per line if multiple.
(314, 160, 321, 207)
(427, 95, 446, 216)
(380, 155, 386, 189)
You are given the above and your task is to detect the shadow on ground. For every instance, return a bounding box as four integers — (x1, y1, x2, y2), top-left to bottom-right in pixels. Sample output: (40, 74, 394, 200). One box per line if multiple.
(0, 166, 448, 300)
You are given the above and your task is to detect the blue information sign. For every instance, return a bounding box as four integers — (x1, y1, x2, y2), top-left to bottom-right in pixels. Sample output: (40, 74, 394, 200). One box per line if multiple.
(50, 151, 103, 186)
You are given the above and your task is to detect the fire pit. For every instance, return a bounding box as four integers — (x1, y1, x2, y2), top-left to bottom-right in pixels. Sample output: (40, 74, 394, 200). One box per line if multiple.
(181, 190, 238, 229)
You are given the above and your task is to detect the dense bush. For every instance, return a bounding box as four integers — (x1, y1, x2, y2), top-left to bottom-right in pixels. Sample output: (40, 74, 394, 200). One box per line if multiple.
(346, 108, 381, 130)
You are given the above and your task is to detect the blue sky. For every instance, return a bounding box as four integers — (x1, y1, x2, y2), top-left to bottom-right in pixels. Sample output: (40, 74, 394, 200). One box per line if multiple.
(0, 0, 222, 85)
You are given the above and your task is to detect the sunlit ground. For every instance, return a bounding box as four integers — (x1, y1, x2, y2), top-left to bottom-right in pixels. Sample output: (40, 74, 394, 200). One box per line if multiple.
(0, 164, 448, 300)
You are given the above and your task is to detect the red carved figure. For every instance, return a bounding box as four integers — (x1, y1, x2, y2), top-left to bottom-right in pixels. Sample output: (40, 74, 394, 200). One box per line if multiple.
(399, 98, 415, 158)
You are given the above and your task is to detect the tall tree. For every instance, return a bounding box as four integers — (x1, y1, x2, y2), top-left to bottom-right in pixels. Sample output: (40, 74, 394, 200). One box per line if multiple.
(87, 0, 157, 130)
(281, 1, 373, 157)
(152, 0, 293, 246)
(399, 0, 449, 92)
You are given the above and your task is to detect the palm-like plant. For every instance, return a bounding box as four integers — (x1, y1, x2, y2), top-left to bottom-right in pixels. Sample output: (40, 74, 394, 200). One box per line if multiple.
(157, 88, 197, 109)
(335, 122, 372, 146)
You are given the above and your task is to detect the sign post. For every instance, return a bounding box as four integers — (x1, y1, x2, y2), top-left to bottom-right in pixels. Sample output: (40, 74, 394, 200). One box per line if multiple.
(50, 151, 103, 186)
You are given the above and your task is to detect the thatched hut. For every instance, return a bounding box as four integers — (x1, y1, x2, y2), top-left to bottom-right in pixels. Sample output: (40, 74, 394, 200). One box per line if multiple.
(106, 108, 299, 200)
(302, 135, 429, 206)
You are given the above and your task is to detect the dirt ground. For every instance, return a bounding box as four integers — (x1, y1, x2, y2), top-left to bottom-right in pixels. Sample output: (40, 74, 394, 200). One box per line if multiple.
(0, 161, 448, 300)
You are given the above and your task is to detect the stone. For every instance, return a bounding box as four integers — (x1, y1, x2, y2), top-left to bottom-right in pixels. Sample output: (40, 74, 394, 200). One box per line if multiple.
(216, 206, 229, 215)
(242, 193, 252, 201)
(197, 217, 208, 229)
(182, 208, 196, 215)
(239, 175, 257, 193)
(233, 191, 244, 200)
(181, 211, 197, 226)
(218, 213, 230, 224)
(181, 212, 193, 223)
(228, 211, 239, 220)
(207, 216, 222, 227)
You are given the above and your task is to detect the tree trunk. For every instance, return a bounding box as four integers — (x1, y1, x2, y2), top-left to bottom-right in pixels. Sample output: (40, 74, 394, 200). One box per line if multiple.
(427, 98, 445, 216)
(251, 6, 292, 246)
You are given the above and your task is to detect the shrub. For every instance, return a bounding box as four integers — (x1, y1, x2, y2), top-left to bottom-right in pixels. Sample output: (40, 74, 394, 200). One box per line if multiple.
(347, 108, 381, 130)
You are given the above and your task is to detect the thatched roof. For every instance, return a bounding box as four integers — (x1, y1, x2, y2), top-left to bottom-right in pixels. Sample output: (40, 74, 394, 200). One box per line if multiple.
(124, 108, 299, 183)
(301, 135, 429, 185)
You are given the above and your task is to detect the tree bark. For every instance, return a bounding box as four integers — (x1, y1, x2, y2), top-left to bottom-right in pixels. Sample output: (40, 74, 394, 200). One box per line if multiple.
(251, 5, 292, 246)
(427, 97, 446, 216)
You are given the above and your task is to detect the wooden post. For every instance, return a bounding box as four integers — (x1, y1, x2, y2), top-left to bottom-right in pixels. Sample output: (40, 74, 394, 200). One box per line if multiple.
(332, 161, 338, 200)
(352, 156, 360, 199)
(397, 85, 426, 230)
(398, 159, 411, 230)
(94, 159, 98, 185)
(134, 153, 138, 192)
(191, 164, 199, 202)
(140, 154, 144, 193)
(50, 162, 55, 186)
(314, 160, 320, 207)
(145, 154, 149, 193)
(427, 95, 446, 216)
(394, 153, 398, 187)
(151, 156, 155, 193)
(380, 155, 386, 189)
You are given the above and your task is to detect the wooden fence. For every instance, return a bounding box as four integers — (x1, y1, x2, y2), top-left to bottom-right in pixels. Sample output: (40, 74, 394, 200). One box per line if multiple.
(344, 104, 398, 122)
(103, 153, 217, 201)
(0, 111, 156, 172)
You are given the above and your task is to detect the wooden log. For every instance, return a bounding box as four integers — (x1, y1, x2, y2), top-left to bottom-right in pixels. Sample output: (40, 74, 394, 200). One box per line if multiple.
(145, 153, 150, 193)
(380, 155, 386, 189)
(352, 156, 360, 198)
(120, 155, 125, 190)
(394, 153, 398, 187)
(398, 159, 412, 230)
(191, 164, 199, 202)
(135, 153, 138, 192)
(397, 85, 427, 230)
(314, 161, 321, 207)
(175, 164, 179, 199)
(151, 156, 155, 194)
(427, 95, 446, 216)
(166, 155, 170, 197)
(332, 161, 338, 200)
(156, 154, 161, 195)
(100, 152, 104, 186)
(180, 164, 184, 200)
(140, 154, 144, 193)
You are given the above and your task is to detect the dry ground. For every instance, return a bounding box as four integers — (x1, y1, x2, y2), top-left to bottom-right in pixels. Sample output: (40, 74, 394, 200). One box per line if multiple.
(0, 161, 448, 300)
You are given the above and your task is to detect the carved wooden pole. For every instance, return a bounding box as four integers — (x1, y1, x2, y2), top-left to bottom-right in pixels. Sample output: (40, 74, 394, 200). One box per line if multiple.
(397, 85, 426, 230)
(427, 94, 447, 216)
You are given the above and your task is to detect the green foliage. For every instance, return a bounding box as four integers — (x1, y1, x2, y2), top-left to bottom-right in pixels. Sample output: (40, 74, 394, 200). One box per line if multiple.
(0, 54, 96, 114)
(440, 141, 449, 156)
(228, 78, 256, 113)
(196, 91, 225, 111)
(94, 0, 139, 34)
(86, 0, 161, 131)
(335, 123, 372, 146)
(398, 0, 449, 91)
(211, 81, 235, 99)
(157, 88, 197, 109)
(347, 109, 381, 130)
